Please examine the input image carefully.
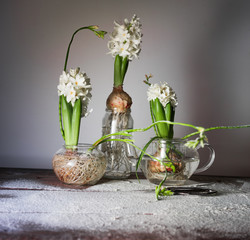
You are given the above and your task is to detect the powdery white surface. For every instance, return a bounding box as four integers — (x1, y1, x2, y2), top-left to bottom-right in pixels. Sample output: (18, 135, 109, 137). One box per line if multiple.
(0, 178, 209, 192)
(0, 177, 250, 239)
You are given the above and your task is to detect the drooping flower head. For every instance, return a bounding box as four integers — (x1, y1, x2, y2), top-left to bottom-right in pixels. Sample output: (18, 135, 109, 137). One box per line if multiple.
(108, 14, 142, 60)
(58, 67, 92, 117)
(147, 82, 178, 108)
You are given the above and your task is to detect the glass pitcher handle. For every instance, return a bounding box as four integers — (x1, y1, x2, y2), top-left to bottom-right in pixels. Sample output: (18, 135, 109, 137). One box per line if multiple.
(194, 143, 215, 174)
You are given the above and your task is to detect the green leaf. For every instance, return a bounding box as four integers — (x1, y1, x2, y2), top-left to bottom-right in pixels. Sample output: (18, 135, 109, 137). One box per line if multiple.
(121, 56, 129, 84)
(71, 99, 82, 146)
(164, 103, 175, 139)
(64, 25, 107, 71)
(155, 171, 167, 200)
(151, 99, 168, 138)
(114, 55, 122, 87)
(160, 188, 174, 197)
(61, 96, 73, 145)
(150, 101, 158, 136)
(59, 96, 65, 140)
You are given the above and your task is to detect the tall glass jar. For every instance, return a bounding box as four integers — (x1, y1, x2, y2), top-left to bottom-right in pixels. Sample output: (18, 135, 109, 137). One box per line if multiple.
(102, 108, 134, 179)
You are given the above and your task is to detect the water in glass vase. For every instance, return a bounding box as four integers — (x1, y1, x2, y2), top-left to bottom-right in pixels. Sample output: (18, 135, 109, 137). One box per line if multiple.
(141, 157, 200, 186)
(101, 109, 134, 179)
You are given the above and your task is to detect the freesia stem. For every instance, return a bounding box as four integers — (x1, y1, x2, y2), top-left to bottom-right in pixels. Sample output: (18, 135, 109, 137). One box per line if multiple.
(90, 120, 250, 200)
(182, 124, 250, 139)
(64, 26, 106, 71)
(91, 120, 250, 150)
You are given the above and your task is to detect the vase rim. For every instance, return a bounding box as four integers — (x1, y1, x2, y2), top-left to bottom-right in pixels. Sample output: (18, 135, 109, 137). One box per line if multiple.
(105, 108, 131, 113)
(151, 137, 187, 143)
(63, 143, 92, 148)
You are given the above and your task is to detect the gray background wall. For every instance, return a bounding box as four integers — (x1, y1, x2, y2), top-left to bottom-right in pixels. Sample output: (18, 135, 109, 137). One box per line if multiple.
(1, 0, 250, 176)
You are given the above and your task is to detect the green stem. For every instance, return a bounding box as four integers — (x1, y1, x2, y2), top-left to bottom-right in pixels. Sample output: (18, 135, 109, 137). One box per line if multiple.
(136, 136, 160, 179)
(92, 120, 250, 150)
(114, 55, 129, 87)
(182, 124, 250, 140)
(70, 99, 82, 146)
(64, 26, 88, 71)
(90, 120, 250, 200)
(97, 138, 166, 166)
(155, 172, 168, 200)
(114, 55, 122, 87)
(59, 96, 65, 140)
(59, 25, 106, 143)
(91, 120, 200, 153)
(64, 26, 106, 71)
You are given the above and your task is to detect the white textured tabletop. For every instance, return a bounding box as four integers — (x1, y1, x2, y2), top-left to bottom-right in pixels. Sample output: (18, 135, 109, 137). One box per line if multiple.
(0, 168, 250, 240)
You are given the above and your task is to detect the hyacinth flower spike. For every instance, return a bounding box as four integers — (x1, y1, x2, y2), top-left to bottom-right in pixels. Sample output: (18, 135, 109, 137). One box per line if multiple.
(58, 26, 107, 146)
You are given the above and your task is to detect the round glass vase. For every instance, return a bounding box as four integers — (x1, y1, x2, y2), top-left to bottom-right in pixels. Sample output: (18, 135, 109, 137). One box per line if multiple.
(140, 138, 215, 186)
(101, 108, 134, 179)
(52, 144, 107, 185)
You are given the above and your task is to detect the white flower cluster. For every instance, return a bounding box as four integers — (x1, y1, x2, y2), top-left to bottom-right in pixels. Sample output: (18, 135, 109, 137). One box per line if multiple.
(147, 82, 178, 108)
(57, 68, 92, 116)
(108, 14, 142, 60)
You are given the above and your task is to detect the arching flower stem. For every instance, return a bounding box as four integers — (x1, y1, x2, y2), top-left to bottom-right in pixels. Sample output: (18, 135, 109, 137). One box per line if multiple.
(59, 25, 107, 144)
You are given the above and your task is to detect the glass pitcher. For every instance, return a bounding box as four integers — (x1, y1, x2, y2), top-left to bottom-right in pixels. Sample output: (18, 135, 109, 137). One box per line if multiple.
(140, 138, 215, 186)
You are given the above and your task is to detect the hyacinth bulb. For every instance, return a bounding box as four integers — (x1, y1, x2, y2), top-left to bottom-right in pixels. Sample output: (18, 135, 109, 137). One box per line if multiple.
(106, 86, 132, 113)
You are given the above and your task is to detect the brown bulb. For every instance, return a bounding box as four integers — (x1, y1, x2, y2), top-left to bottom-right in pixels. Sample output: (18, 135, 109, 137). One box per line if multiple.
(106, 86, 132, 113)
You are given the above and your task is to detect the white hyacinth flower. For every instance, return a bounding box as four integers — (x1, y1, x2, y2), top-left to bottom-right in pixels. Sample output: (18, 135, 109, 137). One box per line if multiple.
(147, 84, 161, 102)
(65, 83, 77, 106)
(58, 67, 92, 117)
(69, 67, 80, 77)
(57, 82, 66, 96)
(59, 71, 69, 84)
(108, 14, 142, 61)
(147, 82, 178, 108)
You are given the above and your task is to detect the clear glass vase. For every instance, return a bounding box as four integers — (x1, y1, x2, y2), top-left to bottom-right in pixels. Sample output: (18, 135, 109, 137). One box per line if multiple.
(102, 108, 134, 179)
(52, 144, 107, 185)
(140, 138, 215, 186)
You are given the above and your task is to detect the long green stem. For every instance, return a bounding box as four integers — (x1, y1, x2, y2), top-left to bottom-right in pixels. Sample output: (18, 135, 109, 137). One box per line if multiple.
(90, 120, 250, 200)
(182, 124, 250, 140)
(91, 120, 195, 148)
(92, 120, 250, 150)
(59, 25, 106, 143)
(136, 136, 160, 179)
(64, 26, 106, 71)
(155, 172, 168, 200)
(98, 138, 166, 165)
